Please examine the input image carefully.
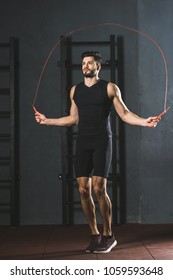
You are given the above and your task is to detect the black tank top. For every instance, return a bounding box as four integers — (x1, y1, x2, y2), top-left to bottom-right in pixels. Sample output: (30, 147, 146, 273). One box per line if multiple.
(73, 80, 112, 135)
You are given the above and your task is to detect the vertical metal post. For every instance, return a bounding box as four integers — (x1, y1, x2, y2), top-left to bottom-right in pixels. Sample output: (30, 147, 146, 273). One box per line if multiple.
(110, 35, 118, 225)
(110, 35, 116, 83)
(10, 37, 19, 226)
(65, 37, 74, 225)
(117, 36, 126, 224)
(60, 36, 68, 225)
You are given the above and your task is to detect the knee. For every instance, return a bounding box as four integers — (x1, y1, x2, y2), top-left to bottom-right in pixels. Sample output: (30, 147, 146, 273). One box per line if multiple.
(78, 185, 89, 195)
(93, 186, 105, 197)
(77, 179, 91, 199)
(78, 186, 90, 201)
(93, 178, 106, 197)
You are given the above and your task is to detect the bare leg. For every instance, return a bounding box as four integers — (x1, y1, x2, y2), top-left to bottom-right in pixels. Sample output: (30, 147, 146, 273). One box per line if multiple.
(92, 176, 112, 236)
(77, 177, 99, 235)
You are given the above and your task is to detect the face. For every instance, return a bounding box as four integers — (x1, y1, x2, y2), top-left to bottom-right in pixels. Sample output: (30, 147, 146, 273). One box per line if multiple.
(82, 56, 99, 77)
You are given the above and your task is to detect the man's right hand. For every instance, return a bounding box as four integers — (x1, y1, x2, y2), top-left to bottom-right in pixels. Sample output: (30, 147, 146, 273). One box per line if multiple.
(35, 111, 47, 125)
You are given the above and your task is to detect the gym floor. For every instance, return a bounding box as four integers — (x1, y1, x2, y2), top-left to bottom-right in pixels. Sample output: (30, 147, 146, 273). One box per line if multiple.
(0, 224, 173, 260)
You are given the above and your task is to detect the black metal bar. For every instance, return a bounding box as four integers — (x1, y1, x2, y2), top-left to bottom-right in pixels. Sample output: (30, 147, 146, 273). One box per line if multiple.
(60, 36, 68, 226)
(109, 35, 118, 225)
(10, 37, 16, 226)
(9, 37, 19, 227)
(0, 66, 10, 71)
(0, 180, 10, 184)
(0, 133, 10, 137)
(0, 134, 10, 141)
(110, 35, 116, 83)
(65, 201, 81, 205)
(64, 41, 112, 46)
(0, 184, 10, 189)
(66, 131, 78, 136)
(0, 43, 10, 47)
(0, 111, 10, 118)
(117, 37, 126, 224)
(0, 89, 10, 95)
(66, 36, 75, 225)
(0, 156, 10, 161)
(0, 202, 11, 206)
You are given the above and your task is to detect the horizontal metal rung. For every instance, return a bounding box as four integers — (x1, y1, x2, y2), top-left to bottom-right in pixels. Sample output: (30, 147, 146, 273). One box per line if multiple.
(0, 43, 10, 47)
(0, 65, 10, 71)
(0, 184, 10, 189)
(0, 111, 10, 118)
(0, 202, 11, 206)
(0, 157, 10, 163)
(64, 41, 112, 46)
(66, 132, 78, 136)
(0, 180, 10, 184)
(0, 156, 10, 160)
(0, 88, 10, 95)
(0, 163, 10, 167)
(66, 178, 76, 182)
(0, 134, 10, 137)
(65, 201, 81, 205)
(0, 134, 10, 141)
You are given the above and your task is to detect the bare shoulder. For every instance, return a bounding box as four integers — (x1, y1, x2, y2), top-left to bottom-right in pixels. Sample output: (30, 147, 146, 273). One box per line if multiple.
(70, 85, 76, 99)
(107, 82, 120, 98)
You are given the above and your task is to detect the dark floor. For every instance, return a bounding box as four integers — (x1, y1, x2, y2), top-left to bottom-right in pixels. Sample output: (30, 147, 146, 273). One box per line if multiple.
(0, 224, 173, 260)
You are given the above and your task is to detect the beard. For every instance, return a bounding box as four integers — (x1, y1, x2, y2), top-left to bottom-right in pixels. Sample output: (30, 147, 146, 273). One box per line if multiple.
(83, 68, 97, 78)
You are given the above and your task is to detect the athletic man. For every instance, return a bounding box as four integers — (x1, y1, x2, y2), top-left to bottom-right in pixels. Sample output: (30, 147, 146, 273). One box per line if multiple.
(35, 51, 159, 253)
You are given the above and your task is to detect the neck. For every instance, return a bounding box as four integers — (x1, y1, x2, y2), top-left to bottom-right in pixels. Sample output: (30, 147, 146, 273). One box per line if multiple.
(84, 76, 100, 87)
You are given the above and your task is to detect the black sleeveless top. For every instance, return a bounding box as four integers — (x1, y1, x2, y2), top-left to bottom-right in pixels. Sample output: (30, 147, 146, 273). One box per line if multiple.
(73, 80, 113, 135)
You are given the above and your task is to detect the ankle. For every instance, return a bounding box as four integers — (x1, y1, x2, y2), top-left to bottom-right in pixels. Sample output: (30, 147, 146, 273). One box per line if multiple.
(103, 231, 112, 237)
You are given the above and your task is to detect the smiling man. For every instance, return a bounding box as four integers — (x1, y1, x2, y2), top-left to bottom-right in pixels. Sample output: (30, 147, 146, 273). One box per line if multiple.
(35, 51, 159, 253)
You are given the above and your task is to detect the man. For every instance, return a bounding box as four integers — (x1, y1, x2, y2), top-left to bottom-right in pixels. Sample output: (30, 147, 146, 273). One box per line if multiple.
(35, 51, 159, 253)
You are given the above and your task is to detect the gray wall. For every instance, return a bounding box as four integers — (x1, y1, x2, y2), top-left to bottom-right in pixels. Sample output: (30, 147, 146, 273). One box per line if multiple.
(0, 0, 173, 225)
(137, 0, 173, 222)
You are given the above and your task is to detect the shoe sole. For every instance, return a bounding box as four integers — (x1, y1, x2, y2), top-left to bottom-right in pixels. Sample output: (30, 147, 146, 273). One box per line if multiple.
(86, 249, 92, 253)
(93, 240, 117, 254)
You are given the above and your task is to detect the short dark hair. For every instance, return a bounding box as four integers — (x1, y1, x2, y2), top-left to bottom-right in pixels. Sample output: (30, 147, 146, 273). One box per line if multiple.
(81, 51, 102, 63)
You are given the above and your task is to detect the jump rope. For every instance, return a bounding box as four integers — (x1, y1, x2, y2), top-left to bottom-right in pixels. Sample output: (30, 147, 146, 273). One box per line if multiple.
(32, 22, 170, 121)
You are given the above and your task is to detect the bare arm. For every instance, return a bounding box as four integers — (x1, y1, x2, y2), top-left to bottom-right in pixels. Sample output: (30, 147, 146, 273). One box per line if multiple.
(108, 82, 159, 128)
(35, 86, 79, 126)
